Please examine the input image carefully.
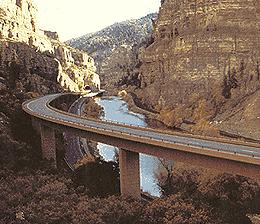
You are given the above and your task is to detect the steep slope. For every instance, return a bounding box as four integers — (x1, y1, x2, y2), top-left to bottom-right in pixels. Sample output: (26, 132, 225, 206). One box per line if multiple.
(0, 0, 100, 169)
(0, 0, 100, 92)
(132, 0, 260, 139)
(67, 13, 157, 89)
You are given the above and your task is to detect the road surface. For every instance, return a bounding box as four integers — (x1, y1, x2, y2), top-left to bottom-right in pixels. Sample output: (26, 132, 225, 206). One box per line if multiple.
(23, 93, 260, 165)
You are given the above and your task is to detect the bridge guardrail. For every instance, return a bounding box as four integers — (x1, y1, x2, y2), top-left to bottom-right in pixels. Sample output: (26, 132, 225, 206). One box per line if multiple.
(22, 93, 260, 164)
(46, 94, 260, 149)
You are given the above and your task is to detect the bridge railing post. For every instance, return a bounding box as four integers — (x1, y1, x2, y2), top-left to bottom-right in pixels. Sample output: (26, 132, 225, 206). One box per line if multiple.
(119, 149, 141, 199)
(40, 124, 57, 168)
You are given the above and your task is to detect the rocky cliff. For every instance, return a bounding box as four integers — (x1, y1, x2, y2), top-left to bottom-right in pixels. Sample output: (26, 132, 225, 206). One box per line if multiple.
(134, 0, 260, 139)
(0, 0, 100, 92)
(67, 13, 157, 90)
(0, 0, 100, 170)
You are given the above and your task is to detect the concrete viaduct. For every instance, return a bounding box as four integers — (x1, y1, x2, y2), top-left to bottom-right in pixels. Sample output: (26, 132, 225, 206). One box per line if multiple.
(22, 93, 260, 199)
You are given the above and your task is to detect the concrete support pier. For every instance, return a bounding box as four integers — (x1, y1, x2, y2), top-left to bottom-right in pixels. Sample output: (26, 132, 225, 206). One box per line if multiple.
(40, 124, 57, 168)
(119, 149, 141, 199)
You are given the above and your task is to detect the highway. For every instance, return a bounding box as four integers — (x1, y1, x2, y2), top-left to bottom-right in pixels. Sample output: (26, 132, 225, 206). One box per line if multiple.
(63, 97, 88, 169)
(23, 93, 260, 169)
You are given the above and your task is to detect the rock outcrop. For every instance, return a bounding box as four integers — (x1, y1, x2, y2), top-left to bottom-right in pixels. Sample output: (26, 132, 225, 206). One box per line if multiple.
(67, 13, 157, 90)
(0, 0, 53, 52)
(138, 0, 260, 110)
(132, 0, 260, 139)
(0, 0, 100, 92)
(0, 0, 101, 172)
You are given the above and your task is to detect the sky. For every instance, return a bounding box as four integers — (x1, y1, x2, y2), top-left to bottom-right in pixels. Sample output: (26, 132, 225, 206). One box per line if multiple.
(34, 0, 161, 41)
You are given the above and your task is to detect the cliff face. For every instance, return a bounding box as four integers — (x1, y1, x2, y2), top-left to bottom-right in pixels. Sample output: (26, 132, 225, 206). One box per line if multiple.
(0, 0, 52, 51)
(0, 0, 100, 92)
(134, 0, 260, 138)
(0, 0, 100, 170)
(138, 0, 260, 109)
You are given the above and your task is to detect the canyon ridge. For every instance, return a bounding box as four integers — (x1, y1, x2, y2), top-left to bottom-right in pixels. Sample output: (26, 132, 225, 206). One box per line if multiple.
(69, 0, 260, 141)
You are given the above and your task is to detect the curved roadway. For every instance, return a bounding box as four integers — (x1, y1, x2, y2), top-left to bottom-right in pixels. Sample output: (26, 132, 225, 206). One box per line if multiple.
(64, 97, 88, 169)
(23, 93, 260, 165)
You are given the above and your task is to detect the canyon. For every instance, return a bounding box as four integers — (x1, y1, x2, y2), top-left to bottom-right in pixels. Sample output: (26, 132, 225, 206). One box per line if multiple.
(67, 0, 260, 141)
(68, 13, 157, 91)
(0, 1, 259, 223)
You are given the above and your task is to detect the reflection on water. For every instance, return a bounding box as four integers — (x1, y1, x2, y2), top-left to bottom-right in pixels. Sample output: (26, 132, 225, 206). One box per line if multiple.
(96, 96, 161, 197)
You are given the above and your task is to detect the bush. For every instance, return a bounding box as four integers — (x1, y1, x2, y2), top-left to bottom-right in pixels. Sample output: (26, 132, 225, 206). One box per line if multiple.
(157, 166, 200, 198)
(72, 196, 143, 224)
(140, 195, 216, 224)
(0, 170, 142, 224)
(199, 174, 260, 224)
(73, 158, 120, 197)
(156, 166, 260, 224)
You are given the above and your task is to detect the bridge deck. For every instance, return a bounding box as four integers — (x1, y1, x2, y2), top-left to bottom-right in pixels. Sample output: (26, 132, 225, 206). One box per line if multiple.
(22, 93, 260, 179)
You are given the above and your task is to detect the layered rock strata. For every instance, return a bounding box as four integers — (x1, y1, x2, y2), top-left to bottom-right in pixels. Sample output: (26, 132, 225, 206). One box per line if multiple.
(138, 0, 260, 110)
(0, 0, 100, 92)
(135, 0, 260, 138)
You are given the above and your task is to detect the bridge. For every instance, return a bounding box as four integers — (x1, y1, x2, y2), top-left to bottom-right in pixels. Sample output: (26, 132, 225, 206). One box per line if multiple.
(22, 93, 260, 199)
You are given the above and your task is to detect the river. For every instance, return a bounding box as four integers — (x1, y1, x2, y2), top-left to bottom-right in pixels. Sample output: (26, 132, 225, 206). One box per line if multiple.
(95, 96, 161, 197)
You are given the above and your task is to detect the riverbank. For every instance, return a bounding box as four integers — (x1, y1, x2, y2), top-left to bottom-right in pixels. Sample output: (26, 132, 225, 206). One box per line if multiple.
(92, 96, 162, 196)
(121, 91, 260, 143)
(81, 98, 104, 119)
(121, 92, 176, 131)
